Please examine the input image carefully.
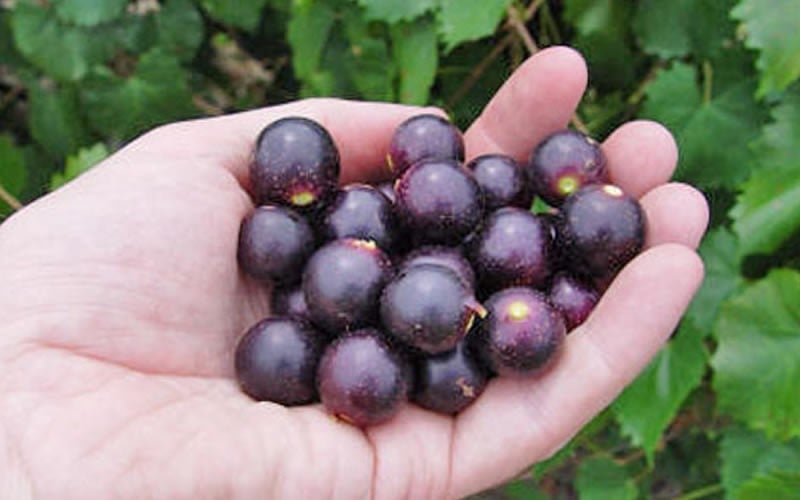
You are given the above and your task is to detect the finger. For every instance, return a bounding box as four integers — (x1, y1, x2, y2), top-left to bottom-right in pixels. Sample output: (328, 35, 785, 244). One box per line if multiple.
(448, 244, 704, 497)
(640, 182, 709, 250)
(464, 46, 588, 162)
(125, 99, 444, 186)
(602, 120, 679, 199)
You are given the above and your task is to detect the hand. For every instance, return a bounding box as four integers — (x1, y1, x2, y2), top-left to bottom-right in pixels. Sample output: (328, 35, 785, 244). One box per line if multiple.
(0, 47, 708, 499)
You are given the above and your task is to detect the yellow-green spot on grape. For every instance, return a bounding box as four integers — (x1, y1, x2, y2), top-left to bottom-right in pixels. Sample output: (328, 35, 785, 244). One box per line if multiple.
(291, 191, 316, 207)
(558, 176, 579, 196)
(507, 301, 530, 321)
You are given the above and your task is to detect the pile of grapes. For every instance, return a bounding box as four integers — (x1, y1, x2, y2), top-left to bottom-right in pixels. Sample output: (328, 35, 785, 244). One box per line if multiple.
(234, 114, 646, 427)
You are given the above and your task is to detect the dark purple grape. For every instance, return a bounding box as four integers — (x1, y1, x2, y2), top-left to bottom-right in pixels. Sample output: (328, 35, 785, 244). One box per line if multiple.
(395, 159, 484, 245)
(271, 285, 310, 319)
(320, 184, 397, 252)
(376, 181, 397, 205)
(317, 328, 409, 427)
(548, 273, 599, 331)
(303, 238, 392, 334)
(466, 154, 532, 210)
(235, 317, 327, 405)
(477, 287, 566, 377)
(380, 264, 484, 354)
(388, 114, 464, 176)
(560, 184, 646, 278)
(526, 129, 607, 206)
(412, 339, 488, 415)
(468, 207, 552, 294)
(538, 210, 567, 272)
(251, 117, 340, 211)
(237, 205, 315, 285)
(398, 245, 476, 290)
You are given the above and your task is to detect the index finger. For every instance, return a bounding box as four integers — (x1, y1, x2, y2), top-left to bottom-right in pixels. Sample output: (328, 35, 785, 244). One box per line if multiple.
(464, 46, 588, 163)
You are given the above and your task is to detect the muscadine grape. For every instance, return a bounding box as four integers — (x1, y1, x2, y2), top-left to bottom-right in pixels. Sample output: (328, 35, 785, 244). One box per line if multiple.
(317, 328, 409, 427)
(526, 129, 607, 206)
(394, 159, 484, 245)
(235, 317, 327, 405)
(303, 238, 392, 334)
(466, 154, 532, 210)
(237, 205, 315, 286)
(468, 207, 553, 294)
(476, 287, 566, 377)
(560, 184, 646, 278)
(251, 117, 340, 211)
(320, 184, 397, 252)
(388, 114, 464, 176)
(381, 264, 484, 354)
(412, 339, 488, 415)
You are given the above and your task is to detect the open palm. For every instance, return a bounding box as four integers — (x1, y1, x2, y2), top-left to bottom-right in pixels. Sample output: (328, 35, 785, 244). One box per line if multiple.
(0, 48, 708, 499)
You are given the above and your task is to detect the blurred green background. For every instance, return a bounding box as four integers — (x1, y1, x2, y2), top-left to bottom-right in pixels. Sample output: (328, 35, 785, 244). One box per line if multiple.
(1, 1, 799, 498)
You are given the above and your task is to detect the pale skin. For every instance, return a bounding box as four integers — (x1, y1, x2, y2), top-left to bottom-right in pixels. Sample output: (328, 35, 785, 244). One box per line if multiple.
(0, 47, 709, 499)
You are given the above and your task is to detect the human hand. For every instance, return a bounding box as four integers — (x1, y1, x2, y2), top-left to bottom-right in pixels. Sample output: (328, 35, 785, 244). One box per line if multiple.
(0, 47, 708, 499)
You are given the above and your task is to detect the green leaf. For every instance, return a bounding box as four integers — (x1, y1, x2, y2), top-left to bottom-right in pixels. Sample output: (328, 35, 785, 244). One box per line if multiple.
(686, 227, 744, 332)
(533, 409, 613, 478)
(342, 10, 395, 101)
(504, 479, 548, 500)
(54, 0, 128, 27)
(303, 28, 357, 98)
(730, 163, 800, 257)
(685, 0, 738, 60)
(753, 88, 800, 170)
(720, 426, 800, 498)
(11, 3, 106, 81)
(575, 457, 637, 500)
(641, 63, 767, 188)
(0, 135, 27, 213)
(357, 0, 436, 23)
(199, 0, 269, 32)
(287, 0, 336, 81)
(642, 63, 701, 132)
(732, 0, 800, 96)
(572, 32, 637, 92)
(634, 0, 737, 60)
(712, 269, 800, 440)
(633, 0, 690, 59)
(106, 13, 158, 55)
(437, 42, 509, 128)
(50, 143, 109, 191)
(739, 471, 800, 500)
(157, 0, 204, 61)
(391, 17, 438, 105)
(564, 0, 630, 38)
(27, 81, 91, 159)
(0, 9, 26, 67)
(437, 0, 511, 51)
(563, 0, 638, 91)
(81, 49, 195, 141)
(613, 320, 709, 463)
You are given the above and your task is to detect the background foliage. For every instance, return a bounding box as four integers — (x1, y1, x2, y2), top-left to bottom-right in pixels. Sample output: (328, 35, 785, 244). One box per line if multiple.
(1, 1, 799, 498)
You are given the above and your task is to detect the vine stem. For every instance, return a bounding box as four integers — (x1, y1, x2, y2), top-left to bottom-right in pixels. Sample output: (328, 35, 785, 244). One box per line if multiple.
(445, 33, 514, 109)
(506, 2, 589, 134)
(506, 5, 538, 54)
(702, 60, 714, 104)
(525, 0, 546, 19)
(0, 181, 22, 211)
(446, 0, 546, 109)
(676, 483, 723, 500)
